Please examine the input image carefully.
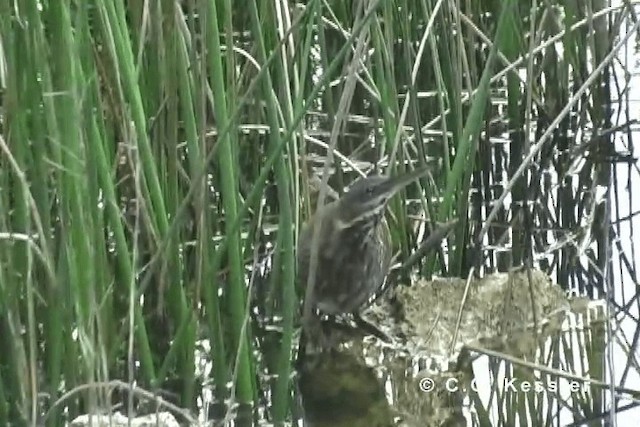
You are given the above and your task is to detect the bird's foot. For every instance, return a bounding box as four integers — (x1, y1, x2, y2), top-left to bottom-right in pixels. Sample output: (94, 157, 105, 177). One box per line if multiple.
(353, 312, 392, 343)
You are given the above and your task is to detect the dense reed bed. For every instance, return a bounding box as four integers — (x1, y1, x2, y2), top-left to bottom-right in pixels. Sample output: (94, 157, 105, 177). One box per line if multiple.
(0, 0, 637, 425)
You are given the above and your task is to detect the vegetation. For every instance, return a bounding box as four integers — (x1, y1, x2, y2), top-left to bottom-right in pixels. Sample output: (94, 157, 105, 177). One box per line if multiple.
(0, 0, 636, 425)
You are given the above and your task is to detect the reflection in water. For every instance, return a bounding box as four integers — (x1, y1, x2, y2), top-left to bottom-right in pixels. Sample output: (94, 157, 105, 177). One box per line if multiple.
(297, 339, 467, 426)
(298, 349, 394, 427)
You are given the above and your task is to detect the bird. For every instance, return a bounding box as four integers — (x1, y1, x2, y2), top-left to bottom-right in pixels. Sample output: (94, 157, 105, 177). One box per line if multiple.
(296, 167, 431, 324)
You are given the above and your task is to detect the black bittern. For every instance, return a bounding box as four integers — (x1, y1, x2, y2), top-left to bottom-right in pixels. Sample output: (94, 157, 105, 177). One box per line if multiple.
(297, 167, 431, 331)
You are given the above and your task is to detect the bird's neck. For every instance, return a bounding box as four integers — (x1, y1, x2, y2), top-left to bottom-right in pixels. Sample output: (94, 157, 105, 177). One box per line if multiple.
(334, 201, 386, 229)
(332, 209, 383, 244)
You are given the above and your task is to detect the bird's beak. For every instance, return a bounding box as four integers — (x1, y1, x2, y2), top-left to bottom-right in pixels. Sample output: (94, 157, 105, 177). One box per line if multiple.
(379, 165, 432, 197)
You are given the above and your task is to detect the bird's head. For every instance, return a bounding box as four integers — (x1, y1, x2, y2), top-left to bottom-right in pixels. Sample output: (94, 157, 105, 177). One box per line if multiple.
(336, 167, 430, 228)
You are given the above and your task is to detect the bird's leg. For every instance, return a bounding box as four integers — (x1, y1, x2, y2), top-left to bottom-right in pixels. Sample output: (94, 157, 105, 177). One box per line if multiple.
(353, 312, 392, 343)
(299, 312, 344, 356)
